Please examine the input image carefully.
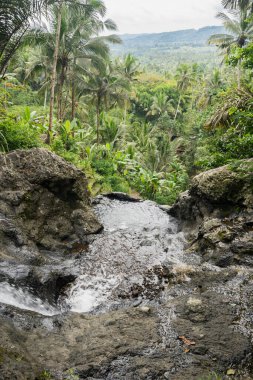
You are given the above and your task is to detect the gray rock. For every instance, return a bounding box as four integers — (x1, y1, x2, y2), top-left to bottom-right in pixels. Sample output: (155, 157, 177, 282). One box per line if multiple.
(0, 148, 102, 256)
(170, 159, 253, 267)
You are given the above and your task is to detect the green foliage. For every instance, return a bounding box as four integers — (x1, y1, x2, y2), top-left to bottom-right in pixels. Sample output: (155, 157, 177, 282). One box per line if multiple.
(0, 0, 252, 207)
(0, 112, 42, 151)
(0, 79, 38, 106)
(132, 77, 178, 119)
(64, 368, 80, 380)
(195, 125, 253, 169)
(36, 370, 53, 380)
(198, 372, 223, 380)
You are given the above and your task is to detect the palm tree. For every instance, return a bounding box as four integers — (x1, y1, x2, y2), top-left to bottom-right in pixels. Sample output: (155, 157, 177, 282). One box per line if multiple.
(56, 9, 119, 121)
(116, 54, 140, 82)
(209, 2, 253, 88)
(22, 47, 52, 107)
(24, 0, 116, 143)
(222, 0, 253, 9)
(47, 0, 121, 143)
(46, 0, 110, 143)
(174, 64, 194, 119)
(147, 92, 174, 118)
(81, 60, 129, 144)
(0, 0, 47, 76)
(115, 54, 140, 140)
(198, 69, 224, 106)
(48, 0, 63, 143)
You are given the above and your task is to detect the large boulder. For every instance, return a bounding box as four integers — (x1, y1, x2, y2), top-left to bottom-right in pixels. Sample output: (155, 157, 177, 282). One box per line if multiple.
(170, 159, 253, 267)
(191, 159, 253, 207)
(0, 148, 102, 256)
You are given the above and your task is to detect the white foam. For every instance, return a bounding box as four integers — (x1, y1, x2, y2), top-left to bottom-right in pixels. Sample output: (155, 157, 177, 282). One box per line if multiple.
(0, 282, 58, 316)
(66, 275, 118, 313)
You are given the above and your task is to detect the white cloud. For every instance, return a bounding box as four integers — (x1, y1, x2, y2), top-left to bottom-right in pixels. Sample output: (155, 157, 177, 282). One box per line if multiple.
(104, 0, 222, 34)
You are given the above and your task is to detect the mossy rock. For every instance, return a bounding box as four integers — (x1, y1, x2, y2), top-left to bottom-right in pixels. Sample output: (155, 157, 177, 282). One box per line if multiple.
(191, 158, 253, 208)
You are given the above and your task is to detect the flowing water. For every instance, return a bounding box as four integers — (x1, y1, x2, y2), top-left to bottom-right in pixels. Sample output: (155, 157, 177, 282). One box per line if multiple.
(0, 196, 200, 316)
(0, 281, 57, 316)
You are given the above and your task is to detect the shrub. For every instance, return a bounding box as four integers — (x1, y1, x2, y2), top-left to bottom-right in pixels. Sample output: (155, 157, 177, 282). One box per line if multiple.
(106, 174, 130, 193)
(91, 159, 115, 176)
(0, 117, 41, 151)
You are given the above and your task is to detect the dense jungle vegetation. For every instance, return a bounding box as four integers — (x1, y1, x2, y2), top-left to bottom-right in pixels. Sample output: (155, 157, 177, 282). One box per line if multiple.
(0, 0, 253, 204)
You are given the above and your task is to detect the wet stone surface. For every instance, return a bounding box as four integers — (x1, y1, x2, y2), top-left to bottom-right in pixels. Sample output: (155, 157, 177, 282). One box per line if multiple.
(0, 195, 252, 379)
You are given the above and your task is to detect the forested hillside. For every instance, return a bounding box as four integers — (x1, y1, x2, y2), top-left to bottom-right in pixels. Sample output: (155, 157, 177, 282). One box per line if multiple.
(0, 0, 252, 205)
(112, 26, 225, 50)
(111, 26, 224, 69)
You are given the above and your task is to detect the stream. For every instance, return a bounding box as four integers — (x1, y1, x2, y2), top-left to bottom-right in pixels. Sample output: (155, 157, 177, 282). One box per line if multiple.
(0, 195, 200, 316)
(1, 195, 253, 379)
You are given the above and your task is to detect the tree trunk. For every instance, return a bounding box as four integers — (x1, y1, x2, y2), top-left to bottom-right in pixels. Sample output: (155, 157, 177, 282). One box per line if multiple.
(44, 88, 47, 109)
(237, 59, 241, 90)
(57, 62, 67, 121)
(71, 58, 76, 121)
(71, 78, 75, 120)
(123, 100, 127, 143)
(174, 95, 181, 120)
(96, 97, 101, 145)
(61, 86, 70, 122)
(47, 1, 62, 145)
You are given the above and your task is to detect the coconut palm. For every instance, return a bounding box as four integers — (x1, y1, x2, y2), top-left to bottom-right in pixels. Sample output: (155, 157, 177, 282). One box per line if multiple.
(24, 0, 118, 142)
(80, 60, 129, 145)
(209, 2, 253, 87)
(57, 10, 119, 121)
(198, 69, 225, 107)
(222, 0, 253, 9)
(0, 0, 48, 76)
(115, 54, 141, 140)
(174, 64, 194, 119)
(147, 92, 174, 118)
(116, 54, 141, 82)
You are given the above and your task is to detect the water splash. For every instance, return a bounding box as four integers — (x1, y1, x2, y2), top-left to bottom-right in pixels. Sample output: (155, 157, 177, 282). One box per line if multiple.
(65, 198, 194, 313)
(0, 282, 58, 316)
(0, 197, 197, 316)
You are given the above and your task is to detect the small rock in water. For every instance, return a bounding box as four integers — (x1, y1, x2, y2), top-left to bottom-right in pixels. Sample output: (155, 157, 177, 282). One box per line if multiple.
(159, 205, 172, 213)
(138, 306, 151, 313)
(187, 297, 202, 307)
(132, 299, 142, 307)
(227, 369, 236, 376)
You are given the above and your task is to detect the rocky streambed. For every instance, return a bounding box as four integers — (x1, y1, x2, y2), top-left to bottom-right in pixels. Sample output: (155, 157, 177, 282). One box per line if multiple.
(0, 149, 252, 380)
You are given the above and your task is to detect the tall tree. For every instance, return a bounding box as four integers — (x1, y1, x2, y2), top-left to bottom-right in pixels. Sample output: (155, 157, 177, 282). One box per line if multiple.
(46, 0, 110, 144)
(174, 64, 194, 119)
(209, 2, 253, 88)
(81, 60, 129, 144)
(222, 0, 253, 9)
(48, 1, 63, 143)
(0, 0, 47, 76)
(115, 54, 140, 140)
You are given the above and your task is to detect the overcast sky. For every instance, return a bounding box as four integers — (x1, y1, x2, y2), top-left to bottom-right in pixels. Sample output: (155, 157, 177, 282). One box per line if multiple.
(104, 0, 222, 34)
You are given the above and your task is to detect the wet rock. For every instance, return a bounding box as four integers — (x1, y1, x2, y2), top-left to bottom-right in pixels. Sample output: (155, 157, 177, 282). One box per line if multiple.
(191, 159, 253, 207)
(159, 205, 172, 213)
(103, 192, 141, 202)
(0, 148, 102, 256)
(231, 237, 253, 255)
(171, 159, 253, 267)
(173, 290, 252, 371)
(0, 308, 161, 380)
(0, 158, 252, 379)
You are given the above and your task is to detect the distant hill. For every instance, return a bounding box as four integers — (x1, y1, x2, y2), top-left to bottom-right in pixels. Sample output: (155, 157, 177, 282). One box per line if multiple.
(112, 26, 225, 56)
(111, 26, 224, 71)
